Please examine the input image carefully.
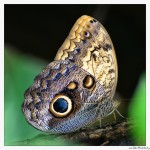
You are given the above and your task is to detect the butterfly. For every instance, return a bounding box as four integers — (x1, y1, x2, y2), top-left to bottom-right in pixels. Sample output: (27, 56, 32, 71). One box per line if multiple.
(22, 15, 121, 133)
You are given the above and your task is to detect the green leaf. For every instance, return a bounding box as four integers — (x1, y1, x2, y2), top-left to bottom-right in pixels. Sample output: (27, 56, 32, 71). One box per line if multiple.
(128, 73, 146, 145)
(11, 134, 80, 146)
(4, 46, 79, 146)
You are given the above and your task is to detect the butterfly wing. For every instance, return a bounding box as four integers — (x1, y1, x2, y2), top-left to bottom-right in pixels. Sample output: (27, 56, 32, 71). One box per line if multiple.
(55, 15, 118, 100)
(22, 60, 106, 133)
(22, 15, 119, 133)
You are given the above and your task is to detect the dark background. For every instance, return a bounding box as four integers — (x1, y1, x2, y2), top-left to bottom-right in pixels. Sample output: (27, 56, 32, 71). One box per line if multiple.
(4, 4, 146, 100)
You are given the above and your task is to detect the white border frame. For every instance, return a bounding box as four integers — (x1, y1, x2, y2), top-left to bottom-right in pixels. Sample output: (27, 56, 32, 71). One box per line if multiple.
(1, 1, 149, 150)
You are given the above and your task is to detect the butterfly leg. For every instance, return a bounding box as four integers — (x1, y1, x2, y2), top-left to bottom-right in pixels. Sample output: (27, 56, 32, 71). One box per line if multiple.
(112, 99, 125, 119)
(114, 108, 125, 118)
(99, 116, 102, 128)
(93, 102, 103, 128)
(113, 112, 117, 121)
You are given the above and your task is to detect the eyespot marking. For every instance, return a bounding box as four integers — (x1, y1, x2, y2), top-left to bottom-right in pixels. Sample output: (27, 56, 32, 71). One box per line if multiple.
(53, 98, 68, 113)
(84, 31, 91, 38)
(83, 75, 95, 89)
(49, 94, 72, 117)
(93, 19, 97, 22)
(67, 81, 77, 90)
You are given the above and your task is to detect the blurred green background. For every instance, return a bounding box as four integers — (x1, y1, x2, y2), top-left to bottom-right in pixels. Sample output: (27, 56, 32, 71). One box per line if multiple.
(4, 47, 79, 146)
(5, 47, 46, 145)
(4, 4, 146, 146)
(129, 73, 146, 145)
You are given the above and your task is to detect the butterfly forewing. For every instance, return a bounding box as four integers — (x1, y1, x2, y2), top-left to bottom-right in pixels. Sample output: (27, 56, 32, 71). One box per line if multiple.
(55, 15, 118, 100)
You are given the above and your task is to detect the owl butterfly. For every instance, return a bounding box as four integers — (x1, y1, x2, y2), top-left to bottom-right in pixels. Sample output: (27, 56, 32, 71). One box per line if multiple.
(22, 15, 120, 133)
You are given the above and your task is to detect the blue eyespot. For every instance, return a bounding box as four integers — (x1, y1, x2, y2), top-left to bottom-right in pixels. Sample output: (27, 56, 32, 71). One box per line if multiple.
(84, 31, 91, 38)
(49, 95, 72, 117)
(90, 19, 97, 23)
(53, 98, 68, 113)
(85, 32, 89, 36)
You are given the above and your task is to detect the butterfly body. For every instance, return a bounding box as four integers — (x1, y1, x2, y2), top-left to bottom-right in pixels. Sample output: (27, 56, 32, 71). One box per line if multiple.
(22, 15, 119, 133)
